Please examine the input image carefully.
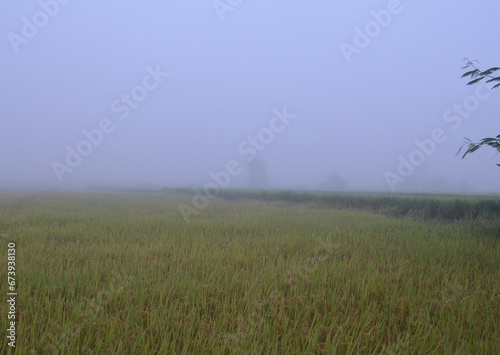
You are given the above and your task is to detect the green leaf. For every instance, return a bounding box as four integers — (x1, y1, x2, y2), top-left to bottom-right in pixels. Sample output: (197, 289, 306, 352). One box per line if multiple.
(480, 67, 500, 76)
(467, 145, 481, 155)
(466, 77, 485, 85)
(485, 77, 500, 83)
(461, 69, 479, 78)
(481, 138, 496, 143)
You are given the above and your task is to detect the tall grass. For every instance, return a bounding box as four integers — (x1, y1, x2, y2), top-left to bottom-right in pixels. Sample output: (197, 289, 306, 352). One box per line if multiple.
(0, 191, 499, 353)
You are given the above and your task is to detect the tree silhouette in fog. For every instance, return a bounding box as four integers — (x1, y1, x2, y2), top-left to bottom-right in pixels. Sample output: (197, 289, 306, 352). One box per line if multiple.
(321, 172, 348, 191)
(247, 157, 267, 188)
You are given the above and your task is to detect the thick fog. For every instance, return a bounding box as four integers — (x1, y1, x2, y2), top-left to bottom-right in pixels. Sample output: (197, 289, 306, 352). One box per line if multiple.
(1, 1, 499, 193)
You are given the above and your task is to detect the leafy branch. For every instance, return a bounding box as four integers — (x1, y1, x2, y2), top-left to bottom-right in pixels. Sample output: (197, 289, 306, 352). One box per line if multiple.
(457, 135, 500, 165)
(457, 59, 499, 165)
(461, 58, 500, 89)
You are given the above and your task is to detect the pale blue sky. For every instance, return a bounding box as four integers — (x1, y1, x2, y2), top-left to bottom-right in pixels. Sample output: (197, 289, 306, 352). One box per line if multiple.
(1, 1, 499, 192)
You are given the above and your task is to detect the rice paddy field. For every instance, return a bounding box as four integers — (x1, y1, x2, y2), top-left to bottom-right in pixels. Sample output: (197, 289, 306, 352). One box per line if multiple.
(0, 190, 499, 354)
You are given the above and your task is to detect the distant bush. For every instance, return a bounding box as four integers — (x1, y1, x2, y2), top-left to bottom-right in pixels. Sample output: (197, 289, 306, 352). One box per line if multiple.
(217, 189, 500, 222)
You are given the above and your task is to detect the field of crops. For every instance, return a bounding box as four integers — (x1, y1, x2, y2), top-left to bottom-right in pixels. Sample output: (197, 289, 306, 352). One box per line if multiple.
(1, 190, 499, 353)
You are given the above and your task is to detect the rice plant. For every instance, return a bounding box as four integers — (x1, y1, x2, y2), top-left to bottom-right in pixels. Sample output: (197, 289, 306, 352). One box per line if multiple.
(0, 191, 498, 353)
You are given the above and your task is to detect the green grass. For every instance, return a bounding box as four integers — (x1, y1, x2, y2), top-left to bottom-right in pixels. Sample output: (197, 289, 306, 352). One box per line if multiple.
(0, 191, 499, 354)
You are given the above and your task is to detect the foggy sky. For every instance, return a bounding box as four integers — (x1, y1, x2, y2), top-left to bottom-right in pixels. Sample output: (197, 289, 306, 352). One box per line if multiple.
(1, 1, 499, 193)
